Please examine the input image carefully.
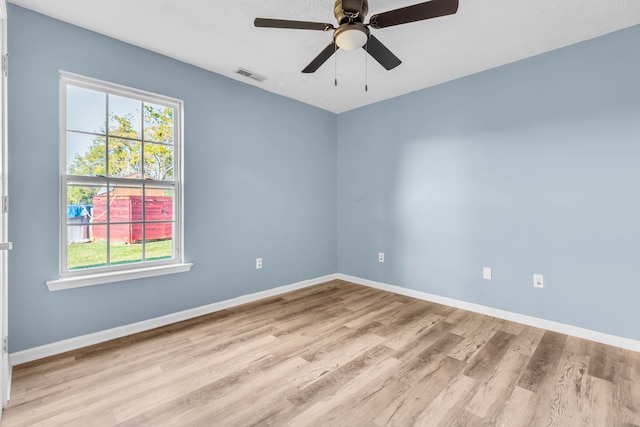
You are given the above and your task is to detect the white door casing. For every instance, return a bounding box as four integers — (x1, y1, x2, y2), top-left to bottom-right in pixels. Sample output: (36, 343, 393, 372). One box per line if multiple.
(0, 0, 10, 412)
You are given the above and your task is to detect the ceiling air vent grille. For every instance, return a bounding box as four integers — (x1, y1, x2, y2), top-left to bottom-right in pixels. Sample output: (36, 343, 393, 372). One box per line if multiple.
(235, 68, 266, 82)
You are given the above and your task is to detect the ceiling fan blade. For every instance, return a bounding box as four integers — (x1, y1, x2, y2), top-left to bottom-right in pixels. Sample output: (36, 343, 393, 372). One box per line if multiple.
(302, 42, 338, 73)
(364, 35, 401, 70)
(369, 0, 458, 29)
(254, 18, 334, 31)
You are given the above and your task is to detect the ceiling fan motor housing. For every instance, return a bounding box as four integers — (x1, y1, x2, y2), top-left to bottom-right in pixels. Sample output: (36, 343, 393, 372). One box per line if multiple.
(334, 0, 368, 24)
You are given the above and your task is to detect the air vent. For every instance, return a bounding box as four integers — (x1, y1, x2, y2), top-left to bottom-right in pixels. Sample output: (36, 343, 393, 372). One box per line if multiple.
(235, 68, 266, 82)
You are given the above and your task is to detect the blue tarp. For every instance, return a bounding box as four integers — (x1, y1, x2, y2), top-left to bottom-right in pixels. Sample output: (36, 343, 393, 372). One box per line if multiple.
(67, 205, 91, 218)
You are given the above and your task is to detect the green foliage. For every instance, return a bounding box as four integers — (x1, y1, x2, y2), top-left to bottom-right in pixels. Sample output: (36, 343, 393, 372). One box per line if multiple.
(67, 104, 174, 205)
(143, 105, 174, 180)
(68, 104, 174, 180)
(67, 186, 97, 206)
(144, 104, 174, 144)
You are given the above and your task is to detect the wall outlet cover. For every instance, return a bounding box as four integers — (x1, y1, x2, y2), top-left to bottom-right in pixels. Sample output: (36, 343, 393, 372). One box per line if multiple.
(533, 274, 544, 288)
(483, 267, 492, 280)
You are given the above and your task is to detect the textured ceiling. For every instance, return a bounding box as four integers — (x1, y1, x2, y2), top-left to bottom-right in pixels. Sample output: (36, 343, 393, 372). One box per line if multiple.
(8, 0, 640, 113)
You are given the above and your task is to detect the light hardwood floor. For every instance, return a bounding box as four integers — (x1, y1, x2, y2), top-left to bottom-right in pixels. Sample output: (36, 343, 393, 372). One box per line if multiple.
(2, 280, 639, 426)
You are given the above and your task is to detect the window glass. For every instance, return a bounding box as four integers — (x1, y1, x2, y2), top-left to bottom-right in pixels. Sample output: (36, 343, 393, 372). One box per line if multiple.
(67, 85, 106, 133)
(109, 94, 142, 139)
(66, 133, 106, 176)
(108, 138, 142, 178)
(144, 103, 174, 144)
(61, 73, 182, 277)
(144, 143, 174, 180)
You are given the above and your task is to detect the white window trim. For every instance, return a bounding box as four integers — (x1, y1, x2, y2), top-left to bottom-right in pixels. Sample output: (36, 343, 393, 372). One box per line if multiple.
(50, 71, 191, 291)
(46, 263, 193, 291)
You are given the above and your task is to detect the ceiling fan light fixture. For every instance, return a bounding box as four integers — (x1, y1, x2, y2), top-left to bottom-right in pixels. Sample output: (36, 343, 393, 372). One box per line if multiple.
(334, 23, 369, 50)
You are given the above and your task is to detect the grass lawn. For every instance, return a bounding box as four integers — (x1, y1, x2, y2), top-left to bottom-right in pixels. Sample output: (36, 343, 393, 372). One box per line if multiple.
(68, 240, 173, 270)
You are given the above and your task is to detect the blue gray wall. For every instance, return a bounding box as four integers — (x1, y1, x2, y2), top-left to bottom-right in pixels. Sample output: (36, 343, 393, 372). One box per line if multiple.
(338, 24, 640, 340)
(8, 4, 640, 352)
(7, 5, 337, 352)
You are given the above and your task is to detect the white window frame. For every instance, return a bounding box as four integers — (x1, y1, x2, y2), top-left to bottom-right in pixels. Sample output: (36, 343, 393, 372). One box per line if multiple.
(47, 72, 191, 291)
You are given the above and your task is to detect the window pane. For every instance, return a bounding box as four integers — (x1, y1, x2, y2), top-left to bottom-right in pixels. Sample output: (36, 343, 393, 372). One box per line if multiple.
(110, 235, 142, 266)
(91, 188, 108, 230)
(67, 223, 91, 244)
(109, 185, 142, 224)
(109, 222, 132, 245)
(145, 187, 174, 222)
(144, 142, 174, 181)
(109, 94, 142, 139)
(67, 183, 98, 270)
(109, 185, 143, 243)
(144, 219, 174, 242)
(67, 85, 106, 134)
(67, 132, 106, 176)
(68, 228, 107, 270)
(144, 103, 174, 144)
(145, 223, 173, 261)
(108, 138, 142, 178)
(67, 184, 101, 210)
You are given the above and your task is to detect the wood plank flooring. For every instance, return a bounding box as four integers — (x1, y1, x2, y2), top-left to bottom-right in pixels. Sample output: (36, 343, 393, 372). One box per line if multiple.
(2, 280, 639, 426)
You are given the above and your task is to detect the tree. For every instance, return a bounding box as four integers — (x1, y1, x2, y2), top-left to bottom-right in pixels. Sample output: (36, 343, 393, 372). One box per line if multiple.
(67, 104, 174, 206)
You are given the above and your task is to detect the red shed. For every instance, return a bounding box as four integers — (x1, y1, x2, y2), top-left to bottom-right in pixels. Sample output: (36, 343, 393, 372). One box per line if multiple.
(91, 186, 173, 244)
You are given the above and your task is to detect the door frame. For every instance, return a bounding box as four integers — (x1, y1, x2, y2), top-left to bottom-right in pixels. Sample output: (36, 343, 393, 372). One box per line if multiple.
(0, 0, 9, 411)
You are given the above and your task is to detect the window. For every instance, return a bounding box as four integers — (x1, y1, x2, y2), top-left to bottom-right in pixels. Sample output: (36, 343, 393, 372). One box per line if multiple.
(48, 72, 191, 291)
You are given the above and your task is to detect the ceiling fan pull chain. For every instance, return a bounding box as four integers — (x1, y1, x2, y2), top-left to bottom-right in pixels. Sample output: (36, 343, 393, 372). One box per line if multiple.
(365, 42, 368, 92)
(334, 42, 338, 86)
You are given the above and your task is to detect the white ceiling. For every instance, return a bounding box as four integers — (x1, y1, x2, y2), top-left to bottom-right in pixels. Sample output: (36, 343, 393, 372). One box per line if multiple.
(8, 0, 640, 113)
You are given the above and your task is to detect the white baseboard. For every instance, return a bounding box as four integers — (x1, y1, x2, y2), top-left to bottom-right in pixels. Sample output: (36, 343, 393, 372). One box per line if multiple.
(337, 273, 640, 353)
(10, 274, 338, 365)
(10, 271, 639, 365)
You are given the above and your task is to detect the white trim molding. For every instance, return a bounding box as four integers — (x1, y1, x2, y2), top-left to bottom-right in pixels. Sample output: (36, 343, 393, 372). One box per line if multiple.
(12, 273, 338, 365)
(47, 262, 193, 291)
(337, 273, 640, 353)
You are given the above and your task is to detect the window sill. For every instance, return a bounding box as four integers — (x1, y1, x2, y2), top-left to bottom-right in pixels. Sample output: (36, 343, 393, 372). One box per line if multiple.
(46, 263, 193, 291)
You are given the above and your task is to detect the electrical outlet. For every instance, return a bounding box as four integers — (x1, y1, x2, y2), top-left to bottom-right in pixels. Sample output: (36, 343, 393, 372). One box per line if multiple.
(483, 267, 492, 280)
(378, 252, 384, 263)
(533, 274, 543, 288)
(256, 258, 262, 269)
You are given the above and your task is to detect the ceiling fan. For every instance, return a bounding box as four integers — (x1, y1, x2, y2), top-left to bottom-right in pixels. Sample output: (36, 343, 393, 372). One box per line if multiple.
(254, 0, 459, 73)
